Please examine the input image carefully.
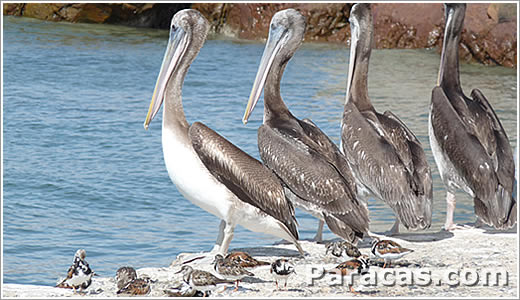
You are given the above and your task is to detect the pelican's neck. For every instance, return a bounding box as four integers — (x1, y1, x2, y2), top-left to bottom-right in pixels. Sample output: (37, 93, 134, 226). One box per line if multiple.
(263, 60, 291, 121)
(347, 53, 371, 111)
(438, 7, 464, 96)
(345, 14, 374, 112)
(163, 55, 191, 135)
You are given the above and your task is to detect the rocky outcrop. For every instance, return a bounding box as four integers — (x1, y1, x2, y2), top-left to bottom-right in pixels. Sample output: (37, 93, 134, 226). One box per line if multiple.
(2, 3, 190, 28)
(3, 3, 517, 67)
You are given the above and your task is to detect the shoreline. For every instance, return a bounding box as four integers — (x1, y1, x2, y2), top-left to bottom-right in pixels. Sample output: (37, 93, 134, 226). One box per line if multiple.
(3, 227, 518, 298)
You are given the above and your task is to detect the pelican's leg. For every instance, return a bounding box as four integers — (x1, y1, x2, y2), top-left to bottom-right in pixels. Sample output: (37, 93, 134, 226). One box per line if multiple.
(180, 221, 227, 264)
(313, 220, 324, 242)
(389, 218, 400, 235)
(444, 192, 471, 230)
(219, 221, 235, 255)
(210, 220, 226, 254)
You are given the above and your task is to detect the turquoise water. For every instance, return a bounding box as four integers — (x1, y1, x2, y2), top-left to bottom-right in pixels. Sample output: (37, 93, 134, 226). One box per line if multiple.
(2, 16, 517, 286)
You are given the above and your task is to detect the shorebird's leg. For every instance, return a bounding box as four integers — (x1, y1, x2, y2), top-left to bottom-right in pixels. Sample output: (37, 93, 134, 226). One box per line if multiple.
(382, 260, 387, 269)
(275, 280, 279, 290)
(444, 192, 471, 230)
(313, 220, 324, 243)
(220, 222, 235, 255)
(234, 280, 239, 291)
(350, 285, 359, 294)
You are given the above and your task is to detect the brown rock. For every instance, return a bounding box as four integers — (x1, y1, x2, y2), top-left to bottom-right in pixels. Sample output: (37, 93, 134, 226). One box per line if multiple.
(23, 3, 66, 21)
(487, 3, 517, 23)
(71, 4, 111, 23)
(3, 3, 24, 16)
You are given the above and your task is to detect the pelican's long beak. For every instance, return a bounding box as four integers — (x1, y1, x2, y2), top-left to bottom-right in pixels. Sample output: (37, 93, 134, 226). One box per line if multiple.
(144, 26, 188, 129)
(243, 26, 287, 124)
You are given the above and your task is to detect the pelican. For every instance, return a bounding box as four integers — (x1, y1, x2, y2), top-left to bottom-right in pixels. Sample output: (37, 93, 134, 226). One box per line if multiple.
(243, 9, 370, 243)
(143, 9, 303, 255)
(341, 3, 433, 235)
(429, 3, 516, 230)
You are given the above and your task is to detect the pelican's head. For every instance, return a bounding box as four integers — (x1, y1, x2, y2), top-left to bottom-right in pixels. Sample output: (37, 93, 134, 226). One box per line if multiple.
(243, 9, 306, 124)
(144, 9, 209, 129)
(444, 3, 466, 37)
(345, 3, 373, 102)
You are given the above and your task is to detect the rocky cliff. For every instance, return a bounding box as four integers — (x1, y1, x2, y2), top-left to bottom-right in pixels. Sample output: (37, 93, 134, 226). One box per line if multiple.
(3, 2, 517, 67)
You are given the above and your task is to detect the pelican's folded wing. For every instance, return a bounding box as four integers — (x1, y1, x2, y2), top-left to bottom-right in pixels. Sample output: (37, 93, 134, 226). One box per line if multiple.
(188, 121, 299, 239)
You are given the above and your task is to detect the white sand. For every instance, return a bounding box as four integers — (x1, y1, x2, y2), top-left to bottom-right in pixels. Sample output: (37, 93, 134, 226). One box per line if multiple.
(2, 227, 517, 298)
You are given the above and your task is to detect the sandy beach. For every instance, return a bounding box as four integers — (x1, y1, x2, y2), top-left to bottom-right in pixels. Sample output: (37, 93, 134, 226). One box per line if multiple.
(3, 226, 517, 298)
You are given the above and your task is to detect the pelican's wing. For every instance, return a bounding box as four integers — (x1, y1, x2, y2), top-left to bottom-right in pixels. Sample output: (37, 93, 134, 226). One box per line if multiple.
(259, 119, 369, 241)
(469, 89, 516, 227)
(342, 102, 431, 230)
(431, 86, 515, 228)
(188, 122, 299, 240)
(379, 111, 433, 221)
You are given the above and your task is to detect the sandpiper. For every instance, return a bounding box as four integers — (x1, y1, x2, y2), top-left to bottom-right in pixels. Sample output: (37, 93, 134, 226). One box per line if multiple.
(325, 241, 361, 259)
(115, 266, 137, 290)
(176, 265, 234, 296)
(225, 251, 270, 268)
(371, 237, 413, 268)
(213, 254, 254, 291)
(117, 276, 151, 295)
(56, 249, 95, 293)
(326, 255, 370, 293)
(270, 259, 295, 290)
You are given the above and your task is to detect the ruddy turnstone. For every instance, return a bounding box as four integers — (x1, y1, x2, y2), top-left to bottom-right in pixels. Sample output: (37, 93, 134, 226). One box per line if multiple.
(326, 255, 370, 293)
(115, 266, 137, 290)
(117, 276, 151, 296)
(213, 254, 254, 291)
(325, 241, 361, 259)
(270, 259, 295, 290)
(56, 249, 95, 292)
(371, 238, 413, 268)
(225, 251, 270, 268)
(176, 265, 234, 296)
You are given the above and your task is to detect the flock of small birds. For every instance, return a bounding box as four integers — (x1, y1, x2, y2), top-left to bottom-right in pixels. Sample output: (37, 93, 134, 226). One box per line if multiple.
(55, 237, 414, 296)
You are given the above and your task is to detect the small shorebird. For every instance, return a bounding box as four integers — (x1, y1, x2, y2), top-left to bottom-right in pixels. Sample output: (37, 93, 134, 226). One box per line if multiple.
(225, 251, 270, 268)
(213, 254, 254, 291)
(164, 281, 204, 297)
(117, 276, 152, 295)
(56, 249, 95, 293)
(115, 266, 137, 290)
(371, 238, 413, 268)
(326, 255, 370, 293)
(270, 259, 295, 290)
(325, 241, 361, 259)
(176, 265, 234, 296)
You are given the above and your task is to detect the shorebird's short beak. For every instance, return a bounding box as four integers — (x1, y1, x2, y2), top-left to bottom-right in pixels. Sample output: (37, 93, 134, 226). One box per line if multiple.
(243, 24, 287, 124)
(174, 268, 183, 274)
(144, 26, 188, 130)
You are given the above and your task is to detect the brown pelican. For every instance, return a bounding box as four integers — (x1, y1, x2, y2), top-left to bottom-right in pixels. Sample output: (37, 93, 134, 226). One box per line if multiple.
(341, 3, 433, 234)
(243, 9, 370, 243)
(429, 3, 516, 230)
(143, 9, 303, 255)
